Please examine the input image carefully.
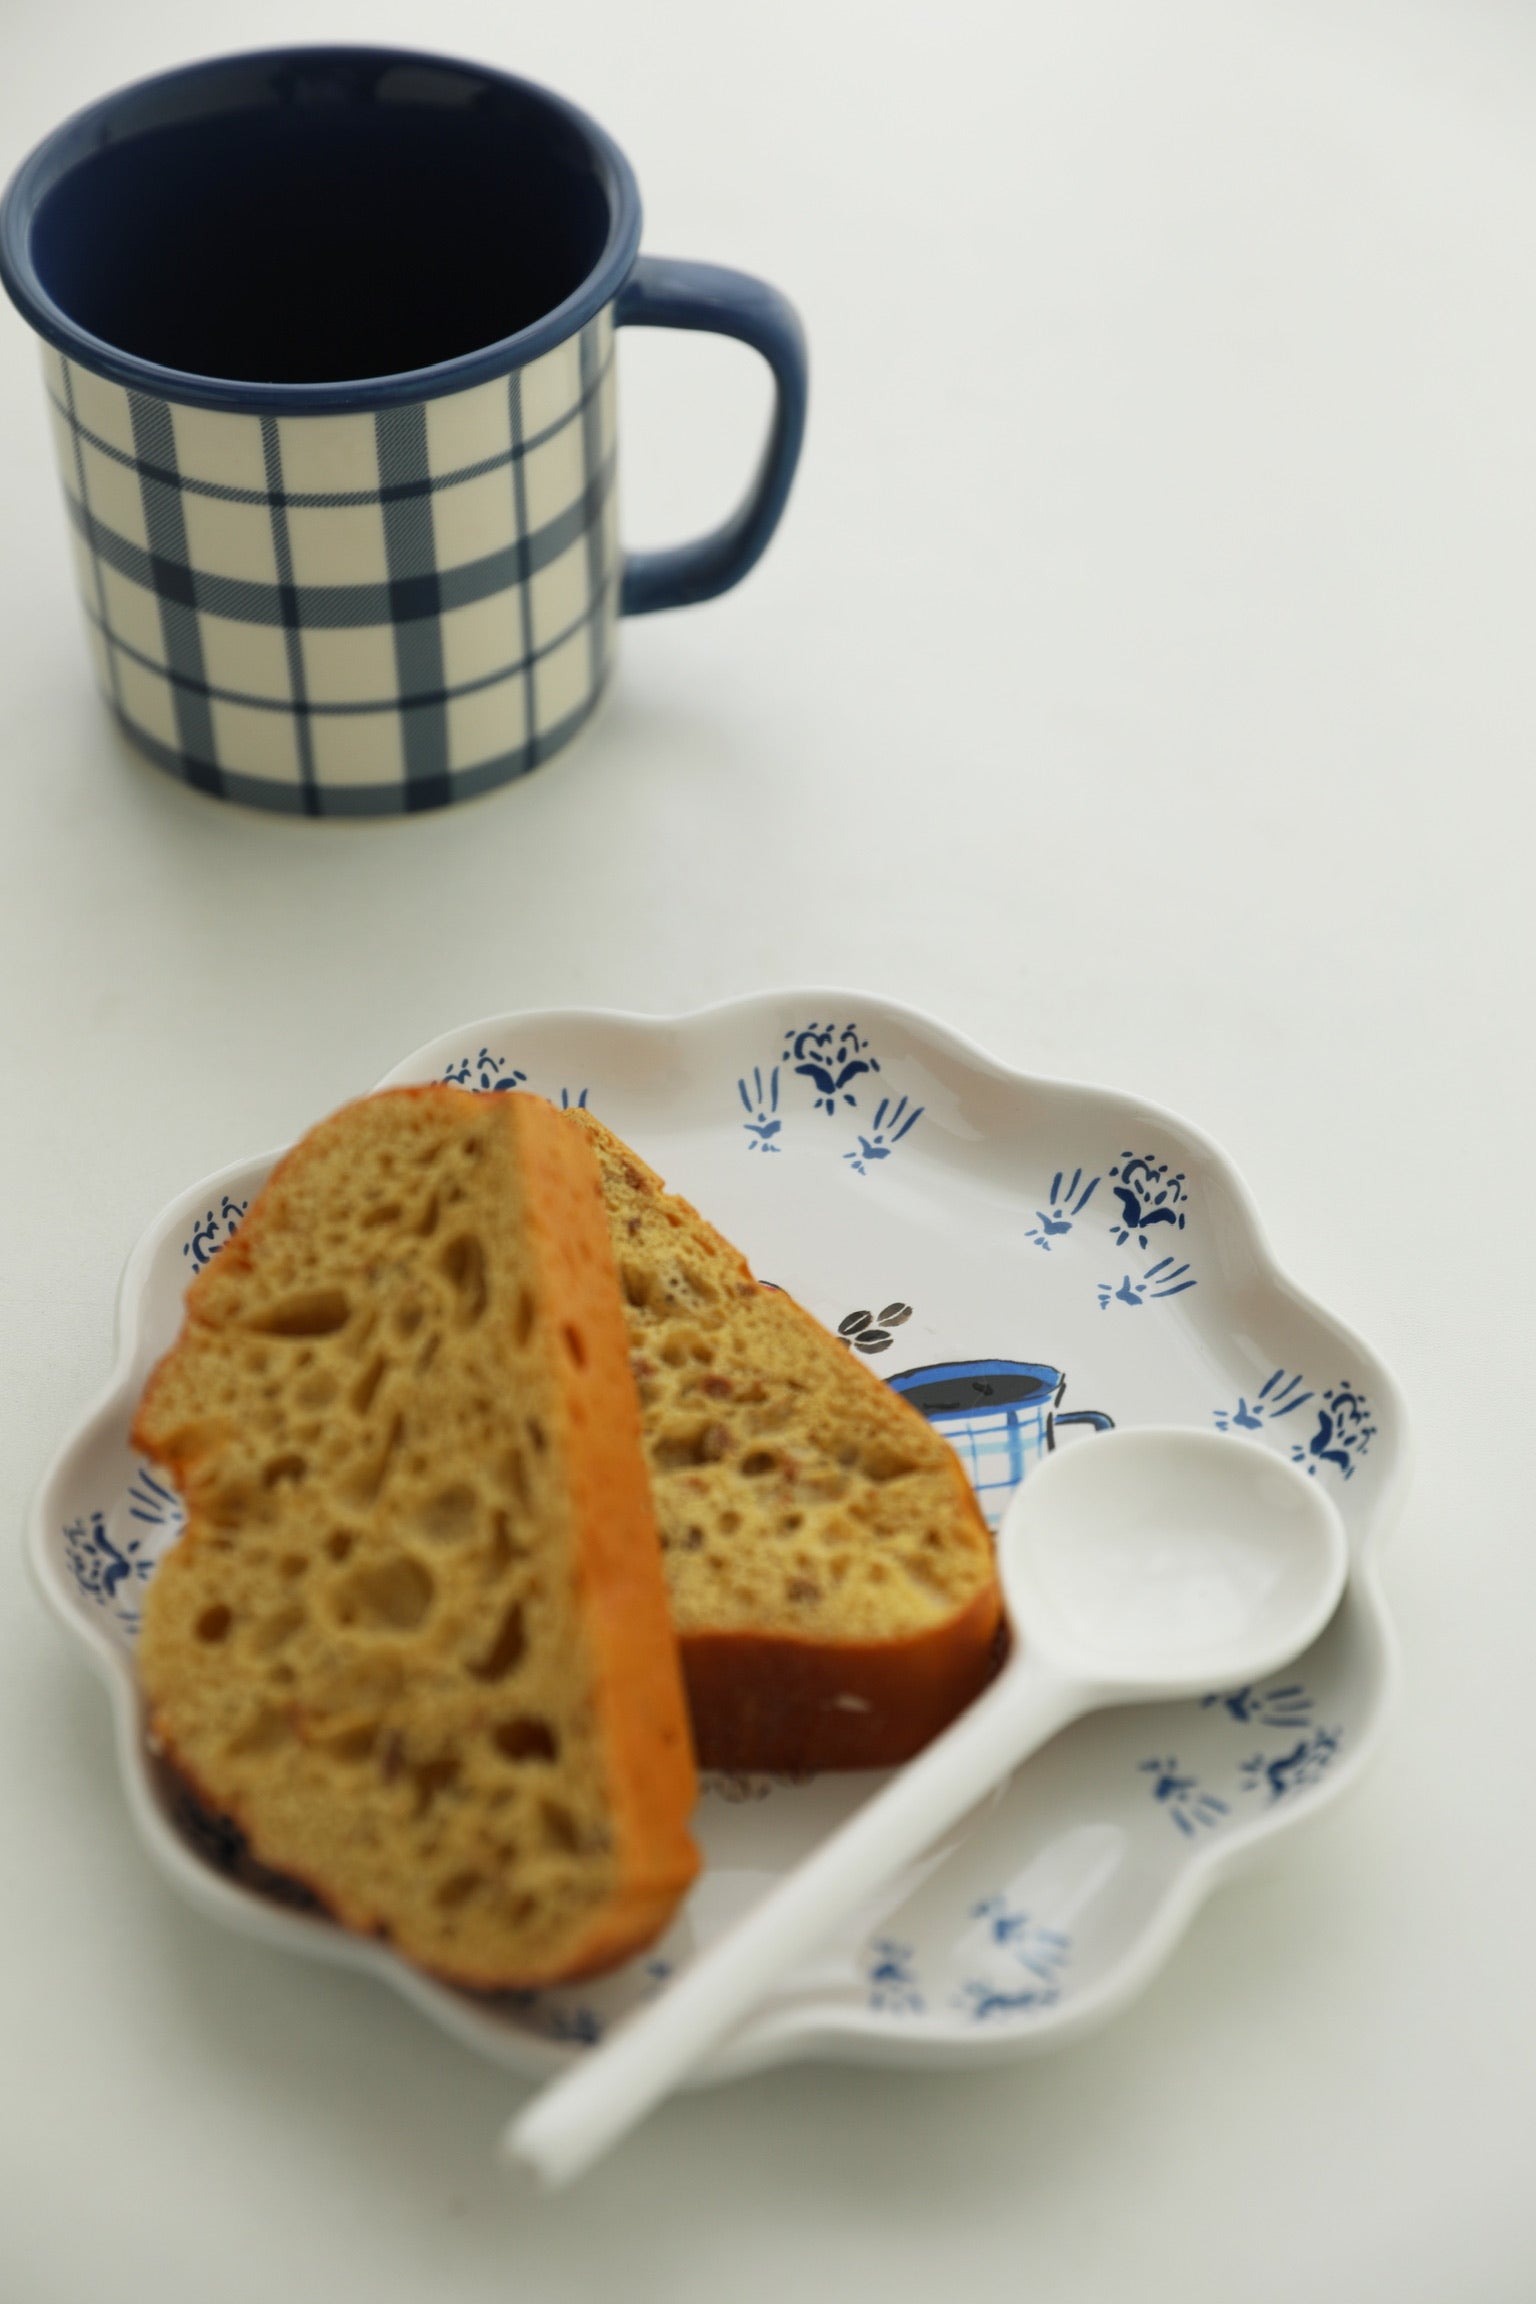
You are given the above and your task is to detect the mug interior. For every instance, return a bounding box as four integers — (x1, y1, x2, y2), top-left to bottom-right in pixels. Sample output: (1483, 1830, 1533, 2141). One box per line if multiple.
(889, 1361, 1062, 1417)
(21, 50, 617, 386)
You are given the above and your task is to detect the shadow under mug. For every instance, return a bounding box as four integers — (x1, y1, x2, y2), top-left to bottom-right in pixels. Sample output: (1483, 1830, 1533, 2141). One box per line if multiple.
(0, 46, 808, 816)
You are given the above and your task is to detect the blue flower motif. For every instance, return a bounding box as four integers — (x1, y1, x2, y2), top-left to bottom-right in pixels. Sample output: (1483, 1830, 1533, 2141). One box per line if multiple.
(126, 1465, 186, 1534)
(1215, 1368, 1315, 1433)
(1291, 1384, 1376, 1481)
(183, 1194, 247, 1270)
(1025, 1168, 1100, 1249)
(782, 1023, 879, 1115)
(844, 1094, 924, 1175)
(63, 1509, 157, 1635)
(1215, 1372, 1374, 1480)
(1200, 1681, 1314, 1730)
(967, 1897, 1072, 1988)
(556, 1087, 590, 1111)
(1138, 1755, 1229, 1836)
(442, 1049, 528, 1094)
(738, 1066, 782, 1151)
(1239, 1726, 1342, 1803)
(1106, 1153, 1188, 1249)
(543, 2004, 604, 2046)
(1098, 1256, 1197, 1309)
(955, 1977, 1062, 2021)
(865, 1936, 924, 2015)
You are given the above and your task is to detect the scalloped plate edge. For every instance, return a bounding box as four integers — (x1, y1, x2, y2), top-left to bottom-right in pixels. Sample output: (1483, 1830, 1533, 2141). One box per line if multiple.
(25, 988, 1410, 2084)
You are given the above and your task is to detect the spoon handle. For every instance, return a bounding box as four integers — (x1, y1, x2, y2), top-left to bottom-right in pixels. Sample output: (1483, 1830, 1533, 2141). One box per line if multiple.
(505, 1660, 1085, 2186)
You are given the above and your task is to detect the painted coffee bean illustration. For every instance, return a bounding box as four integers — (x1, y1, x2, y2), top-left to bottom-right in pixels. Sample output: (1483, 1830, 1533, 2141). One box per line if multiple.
(838, 1302, 913, 1354)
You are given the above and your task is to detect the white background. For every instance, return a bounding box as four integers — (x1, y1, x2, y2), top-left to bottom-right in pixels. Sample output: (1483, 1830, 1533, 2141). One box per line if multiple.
(1, 1, 1532, 2296)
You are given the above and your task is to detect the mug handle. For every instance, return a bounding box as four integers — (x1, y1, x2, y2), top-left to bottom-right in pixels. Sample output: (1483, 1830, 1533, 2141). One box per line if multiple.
(614, 255, 808, 616)
(1050, 1410, 1116, 1441)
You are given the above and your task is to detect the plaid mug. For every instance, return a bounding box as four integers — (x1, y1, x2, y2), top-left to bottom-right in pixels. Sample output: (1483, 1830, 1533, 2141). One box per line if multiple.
(0, 47, 807, 816)
(888, 1361, 1115, 1530)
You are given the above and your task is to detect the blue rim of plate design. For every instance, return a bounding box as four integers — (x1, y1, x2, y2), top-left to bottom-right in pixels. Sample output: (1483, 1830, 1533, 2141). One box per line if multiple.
(26, 989, 1409, 2083)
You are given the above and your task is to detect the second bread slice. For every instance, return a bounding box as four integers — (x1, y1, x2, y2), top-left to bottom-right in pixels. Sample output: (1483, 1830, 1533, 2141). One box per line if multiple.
(568, 1109, 1004, 1770)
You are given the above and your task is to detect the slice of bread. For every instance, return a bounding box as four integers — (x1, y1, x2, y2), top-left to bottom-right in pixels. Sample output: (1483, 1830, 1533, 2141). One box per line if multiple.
(134, 1087, 699, 1990)
(567, 1110, 1004, 1770)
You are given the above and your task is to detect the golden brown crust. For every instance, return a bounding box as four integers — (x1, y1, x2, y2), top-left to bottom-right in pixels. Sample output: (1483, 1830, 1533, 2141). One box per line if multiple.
(567, 1109, 1005, 1769)
(134, 1087, 699, 1989)
(681, 1587, 1007, 1772)
(504, 1096, 700, 1978)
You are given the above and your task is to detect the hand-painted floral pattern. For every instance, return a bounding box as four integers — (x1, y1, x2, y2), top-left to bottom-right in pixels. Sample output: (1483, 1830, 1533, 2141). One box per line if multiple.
(1098, 1256, 1197, 1309)
(127, 1464, 186, 1536)
(63, 1465, 186, 1638)
(183, 1194, 247, 1270)
(1239, 1726, 1342, 1803)
(440, 1052, 588, 1110)
(1107, 1153, 1188, 1249)
(738, 1066, 782, 1151)
(1290, 1384, 1376, 1481)
(697, 1769, 815, 1802)
(1025, 1168, 1099, 1249)
(844, 1095, 924, 1175)
(1139, 1755, 1230, 1835)
(865, 1938, 925, 2015)
(737, 1023, 926, 1175)
(782, 1022, 879, 1113)
(947, 1897, 1072, 2020)
(442, 1048, 527, 1093)
(955, 1976, 1062, 2020)
(63, 1510, 157, 1636)
(1215, 1372, 1375, 1482)
(966, 1897, 1072, 1989)
(542, 2003, 604, 2047)
(1215, 1368, 1315, 1433)
(1201, 1681, 1314, 1730)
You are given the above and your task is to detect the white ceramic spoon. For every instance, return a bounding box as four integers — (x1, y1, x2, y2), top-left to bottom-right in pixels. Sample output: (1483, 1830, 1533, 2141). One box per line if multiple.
(505, 1427, 1349, 2186)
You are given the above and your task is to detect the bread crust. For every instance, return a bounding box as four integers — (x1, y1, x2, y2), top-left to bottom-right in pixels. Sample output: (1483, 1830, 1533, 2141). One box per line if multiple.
(682, 1588, 1008, 1772)
(134, 1087, 699, 1989)
(503, 1095, 700, 1978)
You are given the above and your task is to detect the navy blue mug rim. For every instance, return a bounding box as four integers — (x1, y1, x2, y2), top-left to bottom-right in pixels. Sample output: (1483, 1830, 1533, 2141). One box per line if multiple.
(0, 44, 644, 416)
(887, 1360, 1065, 1416)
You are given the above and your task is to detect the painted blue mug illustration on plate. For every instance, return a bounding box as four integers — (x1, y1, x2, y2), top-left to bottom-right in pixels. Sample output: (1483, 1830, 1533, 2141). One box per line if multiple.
(887, 1360, 1114, 1530)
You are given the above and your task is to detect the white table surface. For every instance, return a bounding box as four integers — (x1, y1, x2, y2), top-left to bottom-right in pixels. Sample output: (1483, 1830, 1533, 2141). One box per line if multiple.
(2, 0, 1532, 2295)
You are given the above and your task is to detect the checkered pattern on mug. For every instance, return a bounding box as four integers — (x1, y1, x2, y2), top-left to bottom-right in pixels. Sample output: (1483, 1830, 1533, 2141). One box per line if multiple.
(42, 311, 619, 815)
(939, 1406, 1053, 1529)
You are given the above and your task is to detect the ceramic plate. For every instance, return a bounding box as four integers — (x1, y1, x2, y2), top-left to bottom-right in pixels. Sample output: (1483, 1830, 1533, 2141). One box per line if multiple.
(30, 993, 1406, 2081)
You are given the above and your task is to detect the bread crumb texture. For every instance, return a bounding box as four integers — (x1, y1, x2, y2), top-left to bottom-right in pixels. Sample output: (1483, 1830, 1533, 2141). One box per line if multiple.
(569, 1110, 1004, 1766)
(135, 1088, 698, 1989)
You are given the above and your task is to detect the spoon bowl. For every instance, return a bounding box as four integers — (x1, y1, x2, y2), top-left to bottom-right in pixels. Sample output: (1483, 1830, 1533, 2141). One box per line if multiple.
(1004, 1425, 1350, 1693)
(508, 1428, 1349, 2185)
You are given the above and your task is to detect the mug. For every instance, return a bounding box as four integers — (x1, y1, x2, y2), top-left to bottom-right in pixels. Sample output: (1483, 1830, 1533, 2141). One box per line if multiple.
(0, 47, 807, 816)
(887, 1360, 1115, 1530)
